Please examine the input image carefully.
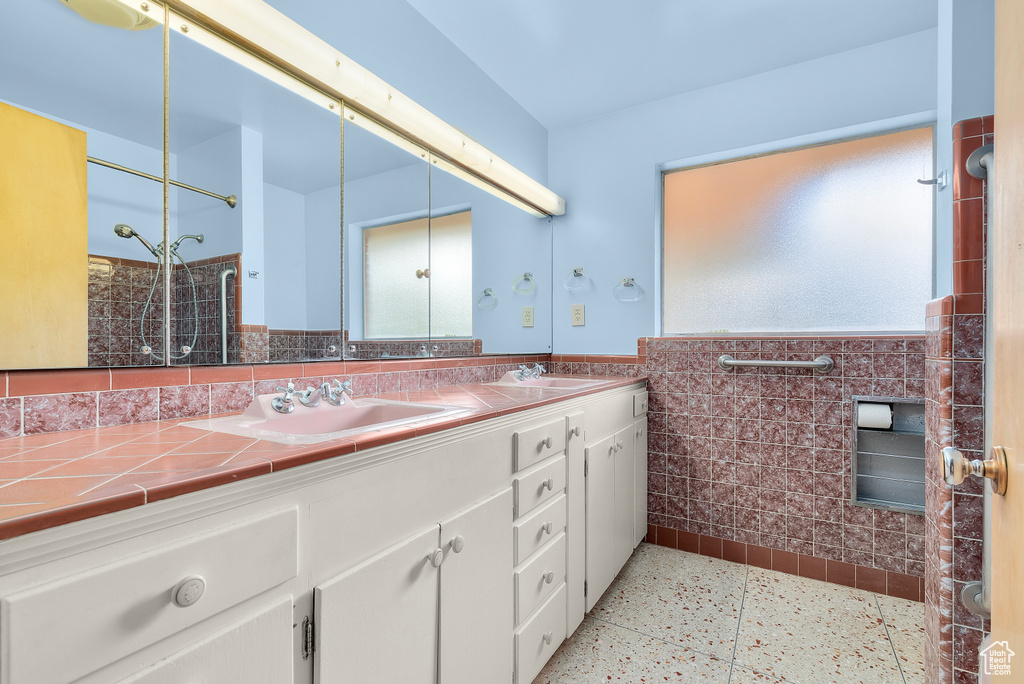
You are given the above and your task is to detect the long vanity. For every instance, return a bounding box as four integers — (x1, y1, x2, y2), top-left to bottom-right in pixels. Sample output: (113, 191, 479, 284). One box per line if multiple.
(0, 378, 647, 684)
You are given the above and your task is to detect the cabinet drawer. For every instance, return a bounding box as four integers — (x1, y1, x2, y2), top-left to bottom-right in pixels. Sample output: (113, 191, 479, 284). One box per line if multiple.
(633, 391, 649, 417)
(515, 583, 567, 684)
(514, 494, 566, 565)
(515, 533, 566, 624)
(513, 418, 566, 471)
(514, 455, 565, 518)
(1, 508, 298, 684)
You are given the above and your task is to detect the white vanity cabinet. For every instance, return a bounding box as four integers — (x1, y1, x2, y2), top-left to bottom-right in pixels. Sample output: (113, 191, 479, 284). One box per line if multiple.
(119, 599, 295, 684)
(0, 380, 647, 684)
(583, 389, 649, 612)
(511, 418, 570, 684)
(0, 506, 302, 684)
(633, 415, 649, 548)
(314, 488, 512, 684)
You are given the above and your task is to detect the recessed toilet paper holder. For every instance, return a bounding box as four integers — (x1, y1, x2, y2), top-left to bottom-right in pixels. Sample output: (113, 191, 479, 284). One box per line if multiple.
(850, 395, 926, 514)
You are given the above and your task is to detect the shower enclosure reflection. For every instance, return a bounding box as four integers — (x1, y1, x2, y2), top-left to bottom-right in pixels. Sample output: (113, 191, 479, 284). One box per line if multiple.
(167, 28, 342, 365)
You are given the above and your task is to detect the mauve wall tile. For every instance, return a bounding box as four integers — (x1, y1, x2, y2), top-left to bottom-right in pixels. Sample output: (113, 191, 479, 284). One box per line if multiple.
(0, 398, 22, 438)
(98, 388, 160, 427)
(210, 382, 254, 413)
(159, 385, 210, 420)
(590, 334, 927, 580)
(23, 394, 98, 434)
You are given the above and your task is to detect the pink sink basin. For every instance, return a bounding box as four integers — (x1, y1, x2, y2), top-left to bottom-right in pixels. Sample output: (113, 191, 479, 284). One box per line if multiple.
(490, 372, 607, 390)
(185, 394, 468, 445)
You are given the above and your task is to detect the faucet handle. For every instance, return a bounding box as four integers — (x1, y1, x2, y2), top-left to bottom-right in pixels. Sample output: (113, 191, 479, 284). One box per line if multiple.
(297, 385, 322, 407)
(271, 383, 296, 414)
(533, 363, 547, 375)
(333, 379, 354, 395)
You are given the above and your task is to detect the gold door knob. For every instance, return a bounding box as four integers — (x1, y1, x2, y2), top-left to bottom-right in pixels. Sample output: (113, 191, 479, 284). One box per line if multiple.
(416, 268, 431, 279)
(941, 446, 1008, 495)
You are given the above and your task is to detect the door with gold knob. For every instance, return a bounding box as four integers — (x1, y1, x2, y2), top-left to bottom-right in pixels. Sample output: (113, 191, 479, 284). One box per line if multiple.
(993, 0, 1024, 664)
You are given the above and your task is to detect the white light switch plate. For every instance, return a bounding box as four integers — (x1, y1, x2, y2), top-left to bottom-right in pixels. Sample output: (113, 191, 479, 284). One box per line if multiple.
(571, 304, 585, 326)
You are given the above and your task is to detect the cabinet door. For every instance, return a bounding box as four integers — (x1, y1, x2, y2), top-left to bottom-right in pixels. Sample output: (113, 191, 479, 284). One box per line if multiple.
(314, 524, 440, 684)
(613, 426, 635, 569)
(119, 599, 294, 684)
(585, 434, 616, 612)
(439, 488, 513, 684)
(633, 417, 648, 548)
(564, 412, 586, 635)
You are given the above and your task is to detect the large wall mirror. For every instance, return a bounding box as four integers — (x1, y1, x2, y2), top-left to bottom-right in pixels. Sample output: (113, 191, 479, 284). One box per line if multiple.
(343, 116, 553, 359)
(0, 0, 163, 369)
(167, 23, 342, 366)
(0, 1, 551, 370)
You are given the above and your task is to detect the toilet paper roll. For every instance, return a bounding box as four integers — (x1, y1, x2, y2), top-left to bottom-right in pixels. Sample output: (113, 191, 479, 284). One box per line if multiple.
(857, 402, 893, 429)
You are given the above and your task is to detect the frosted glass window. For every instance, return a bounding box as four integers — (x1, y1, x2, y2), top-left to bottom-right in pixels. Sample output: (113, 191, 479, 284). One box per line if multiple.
(363, 211, 471, 339)
(427, 212, 473, 338)
(663, 127, 933, 333)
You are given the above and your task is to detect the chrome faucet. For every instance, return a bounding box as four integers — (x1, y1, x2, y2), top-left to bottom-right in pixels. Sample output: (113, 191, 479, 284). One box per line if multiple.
(321, 379, 354, 406)
(272, 383, 297, 414)
(514, 363, 547, 381)
(297, 386, 323, 408)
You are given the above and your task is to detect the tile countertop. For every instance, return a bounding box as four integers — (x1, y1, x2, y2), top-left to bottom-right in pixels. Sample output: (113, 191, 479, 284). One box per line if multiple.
(0, 376, 645, 542)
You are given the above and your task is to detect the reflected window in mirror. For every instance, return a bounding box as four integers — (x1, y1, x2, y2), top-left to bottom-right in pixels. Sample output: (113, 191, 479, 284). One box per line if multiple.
(0, 2, 163, 369)
(362, 211, 472, 340)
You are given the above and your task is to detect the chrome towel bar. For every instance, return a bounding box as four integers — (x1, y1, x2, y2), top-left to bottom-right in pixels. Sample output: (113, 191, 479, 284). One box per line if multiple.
(717, 354, 835, 374)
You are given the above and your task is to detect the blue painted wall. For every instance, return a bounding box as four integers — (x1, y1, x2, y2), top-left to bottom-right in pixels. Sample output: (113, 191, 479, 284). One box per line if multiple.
(548, 30, 939, 355)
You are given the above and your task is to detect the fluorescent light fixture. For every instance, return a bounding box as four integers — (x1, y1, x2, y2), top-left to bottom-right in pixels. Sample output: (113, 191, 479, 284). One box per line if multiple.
(161, 0, 565, 217)
(429, 155, 546, 218)
(344, 106, 429, 162)
(168, 10, 340, 116)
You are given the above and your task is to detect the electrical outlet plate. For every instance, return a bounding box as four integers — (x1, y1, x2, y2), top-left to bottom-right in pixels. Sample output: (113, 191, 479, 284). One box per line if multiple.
(571, 304, 585, 326)
(522, 307, 534, 327)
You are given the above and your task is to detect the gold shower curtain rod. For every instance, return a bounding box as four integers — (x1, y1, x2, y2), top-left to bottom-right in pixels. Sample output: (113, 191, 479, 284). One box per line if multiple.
(87, 156, 237, 208)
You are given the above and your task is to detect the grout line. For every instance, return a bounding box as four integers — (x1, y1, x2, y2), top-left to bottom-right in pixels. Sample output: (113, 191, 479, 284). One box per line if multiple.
(726, 565, 750, 683)
(875, 594, 908, 684)
(587, 615, 730, 666)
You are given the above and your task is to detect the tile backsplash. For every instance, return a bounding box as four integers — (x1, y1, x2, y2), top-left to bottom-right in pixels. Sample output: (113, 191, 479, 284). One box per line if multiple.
(0, 354, 548, 439)
(555, 333, 927, 584)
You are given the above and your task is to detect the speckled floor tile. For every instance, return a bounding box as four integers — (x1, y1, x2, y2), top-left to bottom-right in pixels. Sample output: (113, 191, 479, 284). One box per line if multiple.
(727, 665, 786, 683)
(590, 543, 748, 660)
(877, 594, 925, 684)
(533, 618, 732, 683)
(538, 546, 917, 684)
(733, 568, 903, 683)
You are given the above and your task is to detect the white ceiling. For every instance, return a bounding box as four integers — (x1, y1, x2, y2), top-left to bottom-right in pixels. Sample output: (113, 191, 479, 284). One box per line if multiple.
(404, 0, 938, 130)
